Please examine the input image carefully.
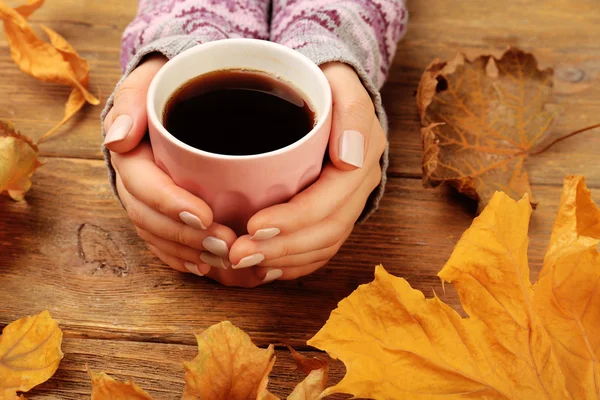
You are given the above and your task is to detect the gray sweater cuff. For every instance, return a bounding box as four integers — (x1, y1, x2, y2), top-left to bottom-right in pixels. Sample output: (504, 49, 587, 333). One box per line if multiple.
(101, 37, 389, 223)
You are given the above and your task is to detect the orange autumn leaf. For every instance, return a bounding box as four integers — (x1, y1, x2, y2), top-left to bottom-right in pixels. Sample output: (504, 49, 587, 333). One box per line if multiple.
(534, 176, 600, 399)
(13, 0, 43, 19)
(36, 24, 90, 142)
(0, 311, 64, 399)
(309, 176, 599, 399)
(0, 120, 41, 200)
(0, 0, 98, 141)
(417, 48, 562, 212)
(182, 321, 275, 400)
(88, 369, 152, 400)
(0, 0, 97, 103)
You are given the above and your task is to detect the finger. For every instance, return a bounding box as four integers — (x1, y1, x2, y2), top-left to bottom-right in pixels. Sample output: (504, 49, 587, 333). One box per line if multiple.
(147, 244, 210, 277)
(136, 227, 202, 264)
(103, 108, 114, 133)
(255, 228, 351, 269)
(247, 118, 385, 237)
(111, 142, 214, 230)
(116, 173, 236, 260)
(258, 261, 329, 283)
(322, 62, 375, 171)
(104, 55, 167, 152)
(231, 170, 379, 268)
(204, 266, 264, 288)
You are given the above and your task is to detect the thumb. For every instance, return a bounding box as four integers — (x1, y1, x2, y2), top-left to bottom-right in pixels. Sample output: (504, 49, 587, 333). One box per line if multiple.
(322, 62, 375, 171)
(103, 55, 167, 153)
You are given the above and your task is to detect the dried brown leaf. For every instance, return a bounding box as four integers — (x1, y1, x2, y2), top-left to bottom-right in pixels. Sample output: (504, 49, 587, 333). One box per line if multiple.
(417, 48, 562, 211)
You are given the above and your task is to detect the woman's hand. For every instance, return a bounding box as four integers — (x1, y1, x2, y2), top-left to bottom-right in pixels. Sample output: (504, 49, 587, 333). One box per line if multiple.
(229, 62, 387, 284)
(104, 56, 238, 279)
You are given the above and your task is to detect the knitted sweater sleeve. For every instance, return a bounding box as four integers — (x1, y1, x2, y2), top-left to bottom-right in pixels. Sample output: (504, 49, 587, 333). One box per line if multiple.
(270, 0, 408, 220)
(102, 0, 408, 221)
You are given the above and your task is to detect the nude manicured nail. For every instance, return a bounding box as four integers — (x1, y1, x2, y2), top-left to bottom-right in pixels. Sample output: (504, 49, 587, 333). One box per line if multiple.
(179, 211, 207, 230)
(104, 114, 133, 145)
(232, 253, 265, 269)
(200, 252, 229, 269)
(339, 130, 365, 168)
(184, 262, 206, 276)
(202, 236, 229, 257)
(263, 269, 283, 283)
(251, 228, 280, 241)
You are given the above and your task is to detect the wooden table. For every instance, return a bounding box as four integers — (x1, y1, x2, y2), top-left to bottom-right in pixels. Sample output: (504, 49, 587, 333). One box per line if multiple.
(1, 0, 599, 397)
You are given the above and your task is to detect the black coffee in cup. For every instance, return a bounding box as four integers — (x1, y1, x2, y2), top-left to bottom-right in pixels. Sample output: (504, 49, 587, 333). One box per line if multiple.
(163, 69, 316, 156)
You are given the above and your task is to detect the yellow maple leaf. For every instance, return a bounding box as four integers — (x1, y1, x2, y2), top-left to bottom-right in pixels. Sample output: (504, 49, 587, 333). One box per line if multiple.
(0, 311, 64, 399)
(534, 176, 600, 399)
(309, 175, 599, 399)
(182, 321, 275, 400)
(0, 120, 41, 200)
(88, 368, 152, 400)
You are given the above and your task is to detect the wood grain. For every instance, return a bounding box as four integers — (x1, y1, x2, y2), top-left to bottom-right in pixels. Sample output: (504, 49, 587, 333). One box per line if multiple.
(26, 338, 348, 399)
(1, 0, 599, 397)
(383, 0, 600, 186)
(1, 157, 595, 348)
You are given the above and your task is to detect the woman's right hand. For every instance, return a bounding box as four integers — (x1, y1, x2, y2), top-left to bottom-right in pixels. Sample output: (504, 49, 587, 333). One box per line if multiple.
(104, 55, 239, 279)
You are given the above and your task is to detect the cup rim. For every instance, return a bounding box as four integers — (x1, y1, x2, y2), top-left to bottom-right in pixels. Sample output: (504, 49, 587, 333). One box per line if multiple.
(146, 38, 332, 161)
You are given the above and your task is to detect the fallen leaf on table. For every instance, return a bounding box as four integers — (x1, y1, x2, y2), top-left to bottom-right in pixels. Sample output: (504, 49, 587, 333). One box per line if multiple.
(286, 349, 327, 400)
(534, 176, 600, 399)
(36, 24, 91, 142)
(0, 0, 100, 200)
(0, 311, 63, 399)
(417, 47, 599, 212)
(0, 0, 99, 141)
(309, 175, 599, 399)
(88, 369, 152, 400)
(85, 323, 326, 400)
(182, 321, 275, 399)
(0, 120, 41, 200)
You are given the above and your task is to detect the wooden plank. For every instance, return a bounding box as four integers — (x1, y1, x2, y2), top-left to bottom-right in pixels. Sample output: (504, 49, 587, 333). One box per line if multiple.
(2, 0, 599, 188)
(25, 338, 346, 399)
(1, 157, 594, 347)
(384, 0, 600, 186)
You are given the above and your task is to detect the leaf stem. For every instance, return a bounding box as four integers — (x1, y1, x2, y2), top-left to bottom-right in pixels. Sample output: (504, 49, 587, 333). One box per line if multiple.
(529, 123, 600, 156)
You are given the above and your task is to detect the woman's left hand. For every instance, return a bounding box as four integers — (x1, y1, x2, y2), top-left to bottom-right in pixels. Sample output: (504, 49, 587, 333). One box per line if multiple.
(228, 62, 387, 284)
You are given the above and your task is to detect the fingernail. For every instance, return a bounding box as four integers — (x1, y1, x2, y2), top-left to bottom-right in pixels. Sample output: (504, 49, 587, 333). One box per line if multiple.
(202, 236, 229, 257)
(339, 130, 365, 168)
(184, 262, 207, 276)
(104, 114, 133, 146)
(251, 228, 280, 241)
(232, 253, 265, 269)
(200, 252, 229, 269)
(179, 211, 207, 230)
(263, 269, 283, 283)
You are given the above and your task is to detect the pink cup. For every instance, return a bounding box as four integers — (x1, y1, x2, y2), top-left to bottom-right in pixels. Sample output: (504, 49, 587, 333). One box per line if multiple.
(147, 39, 332, 234)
